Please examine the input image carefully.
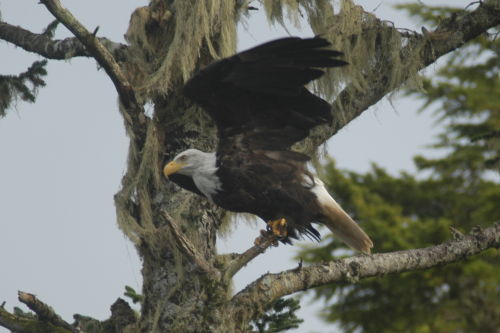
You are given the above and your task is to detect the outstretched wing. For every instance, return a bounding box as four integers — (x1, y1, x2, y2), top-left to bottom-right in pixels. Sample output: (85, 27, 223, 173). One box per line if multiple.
(182, 37, 347, 152)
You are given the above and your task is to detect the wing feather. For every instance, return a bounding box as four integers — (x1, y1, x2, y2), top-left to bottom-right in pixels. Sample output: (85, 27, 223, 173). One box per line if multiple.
(182, 37, 347, 152)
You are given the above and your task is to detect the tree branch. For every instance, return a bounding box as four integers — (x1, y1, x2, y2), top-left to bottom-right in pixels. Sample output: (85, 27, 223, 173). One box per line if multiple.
(222, 231, 278, 283)
(17, 291, 73, 332)
(231, 222, 500, 324)
(0, 20, 127, 61)
(0, 294, 134, 333)
(162, 211, 221, 280)
(0, 301, 72, 333)
(39, 0, 143, 128)
(0, 60, 48, 117)
(309, 1, 500, 149)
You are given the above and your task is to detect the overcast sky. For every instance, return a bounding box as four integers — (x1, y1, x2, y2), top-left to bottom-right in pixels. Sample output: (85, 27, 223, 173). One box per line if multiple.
(0, 1, 473, 332)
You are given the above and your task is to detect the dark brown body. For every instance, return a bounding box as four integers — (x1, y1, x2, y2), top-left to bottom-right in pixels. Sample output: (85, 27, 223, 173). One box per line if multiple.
(214, 150, 322, 241)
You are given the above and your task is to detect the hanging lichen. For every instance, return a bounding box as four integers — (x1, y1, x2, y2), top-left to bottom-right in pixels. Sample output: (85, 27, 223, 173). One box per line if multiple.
(262, 0, 301, 28)
(260, 0, 425, 156)
(115, 1, 251, 254)
(125, 0, 246, 100)
(262, 0, 423, 102)
(115, 117, 162, 245)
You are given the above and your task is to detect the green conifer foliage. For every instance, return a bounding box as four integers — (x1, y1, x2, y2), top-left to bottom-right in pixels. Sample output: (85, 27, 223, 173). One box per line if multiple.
(252, 298, 304, 333)
(0, 60, 47, 117)
(299, 4, 500, 333)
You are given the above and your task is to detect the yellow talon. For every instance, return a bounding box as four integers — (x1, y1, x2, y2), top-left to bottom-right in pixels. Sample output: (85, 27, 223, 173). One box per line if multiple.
(268, 218, 288, 238)
(253, 219, 287, 248)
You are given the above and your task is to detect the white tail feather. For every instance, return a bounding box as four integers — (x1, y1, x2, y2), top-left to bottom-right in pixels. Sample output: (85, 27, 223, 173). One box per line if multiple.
(310, 178, 373, 254)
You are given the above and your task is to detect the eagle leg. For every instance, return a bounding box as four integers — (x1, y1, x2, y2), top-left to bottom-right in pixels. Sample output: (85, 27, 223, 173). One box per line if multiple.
(253, 218, 288, 247)
(267, 218, 288, 238)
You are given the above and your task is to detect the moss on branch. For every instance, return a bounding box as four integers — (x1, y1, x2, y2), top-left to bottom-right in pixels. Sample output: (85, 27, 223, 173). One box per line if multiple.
(0, 305, 71, 333)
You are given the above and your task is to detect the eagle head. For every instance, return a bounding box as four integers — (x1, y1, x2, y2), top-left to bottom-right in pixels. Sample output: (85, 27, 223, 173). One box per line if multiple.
(163, 149, 214, 177)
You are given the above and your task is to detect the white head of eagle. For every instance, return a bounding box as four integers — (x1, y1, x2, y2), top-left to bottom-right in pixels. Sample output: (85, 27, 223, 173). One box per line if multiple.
(164, 149, 221, 200)
(163, 37, 373, 254)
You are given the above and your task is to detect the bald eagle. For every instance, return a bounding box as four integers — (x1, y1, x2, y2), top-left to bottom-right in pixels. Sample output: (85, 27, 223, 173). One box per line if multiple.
(164, 37, 373, 253)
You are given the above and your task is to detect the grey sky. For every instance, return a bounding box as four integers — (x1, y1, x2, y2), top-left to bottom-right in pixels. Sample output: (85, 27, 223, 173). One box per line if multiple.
(0, 1, 472, 332)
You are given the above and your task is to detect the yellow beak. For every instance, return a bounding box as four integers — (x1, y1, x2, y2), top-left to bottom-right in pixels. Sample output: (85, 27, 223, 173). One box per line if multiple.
(163, 161, 186, 177)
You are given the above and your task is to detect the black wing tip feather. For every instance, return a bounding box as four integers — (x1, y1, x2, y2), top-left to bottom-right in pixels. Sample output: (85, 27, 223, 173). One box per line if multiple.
(184, 36, 347, 100)
(239, 36, 347, 69)
(281, 224, 321, 245)
(253, 36, 330, 50)
(183, 35, 346, 150)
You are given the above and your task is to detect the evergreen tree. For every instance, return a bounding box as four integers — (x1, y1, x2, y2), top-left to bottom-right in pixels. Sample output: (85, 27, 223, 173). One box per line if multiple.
(300, 4, 500, 333)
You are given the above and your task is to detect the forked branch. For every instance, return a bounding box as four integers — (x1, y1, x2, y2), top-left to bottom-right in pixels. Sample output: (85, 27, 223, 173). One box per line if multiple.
(230, 222, 500, 324)
(39, 0, 142, 127)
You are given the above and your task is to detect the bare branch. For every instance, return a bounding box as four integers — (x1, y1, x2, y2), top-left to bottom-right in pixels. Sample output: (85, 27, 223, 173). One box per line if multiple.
(231, 222, 500, 324)
(39, 0, 143, 127)
(0, 20, 127, 61)
(0, 294, 133, 333)
(309, 1, 500, 149)
(162, 211, 221, 280)
(0, 302, 71, 333)
(0, 305, 28, 333)
(222, 231, 278, 283)
(18, 291, 73, 332)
